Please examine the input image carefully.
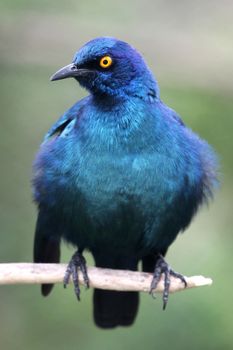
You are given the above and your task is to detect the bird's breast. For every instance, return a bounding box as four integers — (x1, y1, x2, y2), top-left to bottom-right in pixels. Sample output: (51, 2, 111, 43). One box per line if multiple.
(33, 122, 192, 255)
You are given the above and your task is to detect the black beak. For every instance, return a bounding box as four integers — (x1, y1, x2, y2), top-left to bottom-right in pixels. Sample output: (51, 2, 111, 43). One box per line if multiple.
(50, 63, 93, 81)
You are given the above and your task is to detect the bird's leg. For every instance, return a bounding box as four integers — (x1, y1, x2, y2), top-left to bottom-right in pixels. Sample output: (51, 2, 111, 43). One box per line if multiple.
(149, 254, 187, 310)
(63, 250, 89, 300)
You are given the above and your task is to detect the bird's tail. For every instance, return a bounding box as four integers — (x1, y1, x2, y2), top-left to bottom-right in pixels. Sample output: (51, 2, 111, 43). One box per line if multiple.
(93, 289, 139, 328)
(93, 255, 139, 328)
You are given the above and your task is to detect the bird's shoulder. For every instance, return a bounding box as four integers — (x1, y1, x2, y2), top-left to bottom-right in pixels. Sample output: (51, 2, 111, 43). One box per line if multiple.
(155, 100, 185, 126)
(43, 95, 90, 142)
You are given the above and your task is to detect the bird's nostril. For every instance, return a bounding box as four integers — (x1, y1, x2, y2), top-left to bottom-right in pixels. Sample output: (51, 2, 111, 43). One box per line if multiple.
(71, 65, 77, 70)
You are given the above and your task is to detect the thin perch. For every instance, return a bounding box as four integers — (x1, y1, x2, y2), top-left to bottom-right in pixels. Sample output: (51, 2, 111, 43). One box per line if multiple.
(0, 263, 212, 293)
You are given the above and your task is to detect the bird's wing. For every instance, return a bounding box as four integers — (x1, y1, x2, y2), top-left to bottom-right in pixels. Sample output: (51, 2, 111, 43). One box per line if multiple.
(33, 209, 61, 296)
(33, 98, 89, 295)
(43, 97, 88, 142)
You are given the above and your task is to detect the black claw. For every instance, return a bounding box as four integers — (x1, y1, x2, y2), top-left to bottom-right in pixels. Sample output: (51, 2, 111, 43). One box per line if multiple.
(170, 270, 187, 287)
(72, 263, 81, 300)
(64, 262, 72, 287)
(63, 250, 89, 300)
(150, 254, 187, 309)
(149, 265, 162, 293)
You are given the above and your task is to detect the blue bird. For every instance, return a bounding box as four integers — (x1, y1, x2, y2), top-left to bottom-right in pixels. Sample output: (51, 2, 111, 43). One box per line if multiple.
(33, 37, 217, 328)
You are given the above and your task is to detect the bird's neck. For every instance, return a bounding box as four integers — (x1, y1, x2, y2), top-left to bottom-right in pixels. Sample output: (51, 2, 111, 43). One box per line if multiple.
(125, 73, 159, 102)
(89, 75, 159, 133)
(76, 94, 159, 153)
(92, 70, 159, 105)
(90, 93, 146, 125)
(83, 95, 150, 143)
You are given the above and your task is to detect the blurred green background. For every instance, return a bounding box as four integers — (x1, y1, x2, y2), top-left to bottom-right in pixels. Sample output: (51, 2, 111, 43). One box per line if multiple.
(0, 0, 232, 349)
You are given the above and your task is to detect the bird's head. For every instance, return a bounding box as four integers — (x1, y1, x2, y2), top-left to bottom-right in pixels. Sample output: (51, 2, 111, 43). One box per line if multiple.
(51, 37, 159, 100)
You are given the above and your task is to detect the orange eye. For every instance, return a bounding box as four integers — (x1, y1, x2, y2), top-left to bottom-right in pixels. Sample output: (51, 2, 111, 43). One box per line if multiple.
(99, 56, 112, 69)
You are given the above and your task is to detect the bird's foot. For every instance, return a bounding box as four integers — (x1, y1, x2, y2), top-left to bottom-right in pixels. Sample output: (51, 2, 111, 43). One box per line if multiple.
(149, 254, 187, 310)
(63, 251, 89, 300)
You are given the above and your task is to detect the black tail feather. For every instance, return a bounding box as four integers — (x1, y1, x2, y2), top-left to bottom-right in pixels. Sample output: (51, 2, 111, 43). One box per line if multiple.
(93, 254, 139, 328)
(94, 289, 139, 328)
(33, 210, 61, 296)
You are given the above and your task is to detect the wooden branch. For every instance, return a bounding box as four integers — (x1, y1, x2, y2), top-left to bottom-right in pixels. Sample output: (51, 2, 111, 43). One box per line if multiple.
(0, 263, 212, 293)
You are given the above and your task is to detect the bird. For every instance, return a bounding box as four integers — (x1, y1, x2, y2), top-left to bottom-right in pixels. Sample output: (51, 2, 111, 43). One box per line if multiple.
(32, 37, 217, 329)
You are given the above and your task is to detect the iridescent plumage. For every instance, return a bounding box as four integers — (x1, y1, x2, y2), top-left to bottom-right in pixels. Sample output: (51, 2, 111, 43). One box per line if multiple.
(33, 37, 217, 328)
